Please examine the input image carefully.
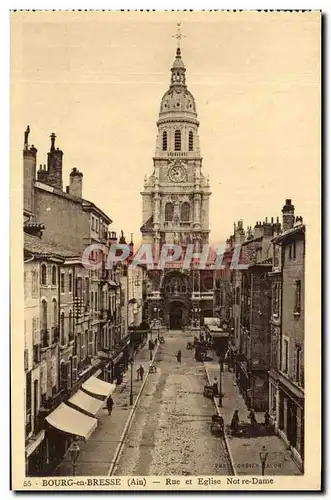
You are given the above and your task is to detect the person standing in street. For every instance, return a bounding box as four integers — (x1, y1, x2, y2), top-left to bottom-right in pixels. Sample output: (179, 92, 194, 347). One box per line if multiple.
(176, 350, 182, 363)
(264, 410, 271, 426)
(212, 377, 218, 396)
(230, 409, 240, 433)
(137, 364, 144, 381)
(248, 408, 257, 425)
(106, 395, 114, 416)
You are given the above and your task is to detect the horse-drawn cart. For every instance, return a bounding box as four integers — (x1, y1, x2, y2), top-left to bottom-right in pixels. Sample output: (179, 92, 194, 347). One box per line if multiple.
(203, 385, 215, 399)
(210, 414, 224, 435)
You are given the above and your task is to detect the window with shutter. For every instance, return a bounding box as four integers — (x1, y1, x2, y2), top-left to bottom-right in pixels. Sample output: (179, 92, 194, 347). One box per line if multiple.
(32, 271, 38, 298)
(51, 266, 57, 285)
(72, 355, 78, 382)
(67, 360, 72, 388)
(88, 331, 93, 357)
(80, 333, 85, 360)
(84, 278, 89, 307)
(41, 264, 47, 286)
(60, 312, 65, 344)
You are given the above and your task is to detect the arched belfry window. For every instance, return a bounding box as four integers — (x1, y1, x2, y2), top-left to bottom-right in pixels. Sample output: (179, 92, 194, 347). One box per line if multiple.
(165, 203, 174, 222)
(181, 202, 190, 221)
(189, 131, 194, 151)
(174, 130, 181, 151)
(41, 264, 47, 285)
(162, 131, 167, 151)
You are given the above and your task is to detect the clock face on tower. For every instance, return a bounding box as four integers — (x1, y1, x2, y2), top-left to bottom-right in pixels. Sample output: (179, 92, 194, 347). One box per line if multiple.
(168, 164, 186, 183)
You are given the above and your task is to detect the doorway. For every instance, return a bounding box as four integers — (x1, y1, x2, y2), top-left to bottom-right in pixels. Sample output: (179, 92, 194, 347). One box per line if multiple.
(169, 302, 184, 329)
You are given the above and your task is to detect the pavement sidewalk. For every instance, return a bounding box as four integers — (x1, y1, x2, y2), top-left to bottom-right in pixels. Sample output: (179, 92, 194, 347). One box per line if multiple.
(205, 362, 302, 476)
(54, 341, 158, 476)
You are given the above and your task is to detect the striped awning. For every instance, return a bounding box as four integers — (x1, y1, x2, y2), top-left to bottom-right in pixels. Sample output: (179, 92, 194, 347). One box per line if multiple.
(46, 403, 97, 440)
(82, 376, 116, 398)
(68, 390, 105, 417)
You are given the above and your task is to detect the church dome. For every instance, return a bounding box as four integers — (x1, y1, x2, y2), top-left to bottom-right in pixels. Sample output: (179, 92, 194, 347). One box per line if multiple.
(158, 47, 198, 123)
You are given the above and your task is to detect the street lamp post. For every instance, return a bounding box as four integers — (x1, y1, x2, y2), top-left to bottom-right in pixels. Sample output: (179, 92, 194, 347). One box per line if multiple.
(219, 356, 224, 407)
(259, 446, 268, 476)
(69, 441, 80, 477)
(129, 357, 134, 405)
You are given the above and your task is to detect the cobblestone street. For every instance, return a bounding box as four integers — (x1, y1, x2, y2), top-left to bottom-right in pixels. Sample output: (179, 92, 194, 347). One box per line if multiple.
(115, 331, 232, 476)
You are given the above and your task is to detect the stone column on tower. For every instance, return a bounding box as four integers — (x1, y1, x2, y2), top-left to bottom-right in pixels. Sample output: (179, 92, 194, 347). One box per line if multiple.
(193, 193, 201, 228)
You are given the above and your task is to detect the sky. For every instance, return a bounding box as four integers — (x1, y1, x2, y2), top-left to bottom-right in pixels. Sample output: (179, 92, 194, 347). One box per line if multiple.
(11, 10, 320, 245)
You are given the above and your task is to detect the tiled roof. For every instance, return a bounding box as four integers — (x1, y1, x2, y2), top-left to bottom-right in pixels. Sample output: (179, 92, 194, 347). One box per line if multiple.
(24, 233, 79, 259)
(273, 224, 305, 243)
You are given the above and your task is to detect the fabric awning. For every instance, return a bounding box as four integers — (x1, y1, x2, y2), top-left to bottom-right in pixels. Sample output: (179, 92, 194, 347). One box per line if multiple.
(26, 430, 45, 458)
(68, 389, 105, 417)
(210, 330, 229, 338)
(113, 352, 123, 364)
(45, 403, 97, 440)
(204, 317, 221, 327)
(82, 376, 116, 397)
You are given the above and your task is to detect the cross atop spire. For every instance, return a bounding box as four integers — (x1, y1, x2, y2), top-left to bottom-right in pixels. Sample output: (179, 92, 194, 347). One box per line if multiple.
(172, 22, 186, 50)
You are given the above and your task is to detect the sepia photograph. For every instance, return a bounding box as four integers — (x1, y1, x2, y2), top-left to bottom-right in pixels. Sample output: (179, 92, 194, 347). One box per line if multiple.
(11, 9, 321, 491)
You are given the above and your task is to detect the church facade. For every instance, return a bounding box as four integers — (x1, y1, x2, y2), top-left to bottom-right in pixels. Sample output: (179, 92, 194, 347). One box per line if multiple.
(140, 44, 214, 329)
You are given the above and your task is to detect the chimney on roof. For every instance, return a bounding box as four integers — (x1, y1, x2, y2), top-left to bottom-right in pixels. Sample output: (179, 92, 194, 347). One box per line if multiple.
(23, 126, 37, 217)
(69, 167, 83, 198)
(109, 231, 117, 244)
(282, 198, 295, 231)
(253, 221, 263, 239)
(234, 219, 245, 244)
(119, 230, 126, 244)
(263, 217, 273, 237)
(47, 133, 63, 190)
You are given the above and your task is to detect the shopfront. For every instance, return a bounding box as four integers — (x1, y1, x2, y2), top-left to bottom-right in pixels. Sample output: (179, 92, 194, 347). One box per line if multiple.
(278, 380, 304, 468)
(25, 431, 47, 477)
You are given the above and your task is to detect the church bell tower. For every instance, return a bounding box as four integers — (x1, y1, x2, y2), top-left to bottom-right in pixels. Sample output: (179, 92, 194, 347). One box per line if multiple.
(141, 25, 212, 330)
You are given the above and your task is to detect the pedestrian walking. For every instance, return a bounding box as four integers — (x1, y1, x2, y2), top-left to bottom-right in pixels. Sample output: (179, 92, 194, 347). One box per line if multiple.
(136, 365, 144, 381)
(230, 409, 240, 433)
(212, 377, 218, 396)
(106, 395, 114, 416)
(248, 408, 257, 425)
(154, 338, 158, 347)
(264, 410, 271, 426)
(176, 350, 182, 363)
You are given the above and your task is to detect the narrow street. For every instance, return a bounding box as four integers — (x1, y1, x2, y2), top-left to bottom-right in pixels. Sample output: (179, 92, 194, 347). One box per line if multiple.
(115, 330, 232, 476)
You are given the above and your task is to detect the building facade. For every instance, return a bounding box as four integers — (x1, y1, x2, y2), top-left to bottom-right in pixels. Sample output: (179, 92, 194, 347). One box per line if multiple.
(23, 128, 145, 475)
(140, 45, 213, 328)
(269, 199, 305, 469)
